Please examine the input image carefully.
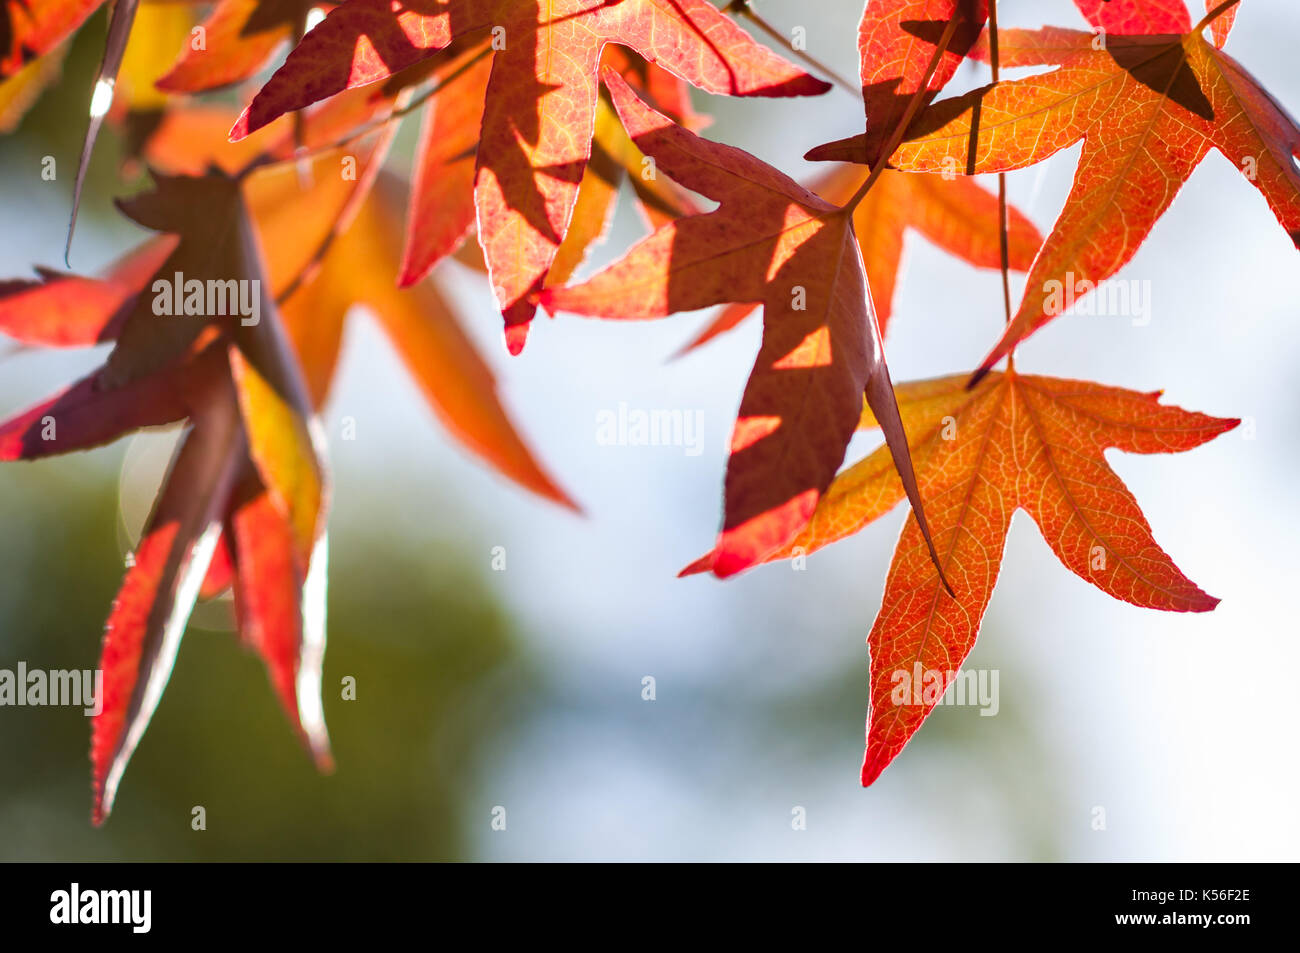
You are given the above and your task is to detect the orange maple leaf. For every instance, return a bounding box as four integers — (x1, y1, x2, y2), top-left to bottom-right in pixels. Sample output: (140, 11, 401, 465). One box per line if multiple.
(157, 0, 335, 94)
(854, 0, 989, 169)
(814, 9, 1298, 381)
(713, 368, 1238, 785)
(0, 0, 100, 77)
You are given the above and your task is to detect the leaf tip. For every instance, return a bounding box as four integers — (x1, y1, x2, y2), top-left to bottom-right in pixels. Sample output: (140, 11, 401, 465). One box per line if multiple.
(803, 135, 866, 164)
(860, 747, 888, 788)
(539, 481, 584, 516)
(90, 738, 114, 827)
(228, 112, 252, 143)
(504, 323, 529, 356)
(395, 264, 423, 291)
(678, 552, 716, 578)
(598, 64, 631, 97)
(310, 740, 336, 775)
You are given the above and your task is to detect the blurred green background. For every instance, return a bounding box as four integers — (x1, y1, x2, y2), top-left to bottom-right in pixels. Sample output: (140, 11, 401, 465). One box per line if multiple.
(0, 455, 528, 860)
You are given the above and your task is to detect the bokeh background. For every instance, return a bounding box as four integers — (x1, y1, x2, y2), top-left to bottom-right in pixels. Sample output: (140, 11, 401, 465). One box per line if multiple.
(1, 0, 1297, 861)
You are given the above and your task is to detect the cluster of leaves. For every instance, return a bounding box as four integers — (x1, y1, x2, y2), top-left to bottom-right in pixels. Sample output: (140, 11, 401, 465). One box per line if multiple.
(0, 0, 1289, 821)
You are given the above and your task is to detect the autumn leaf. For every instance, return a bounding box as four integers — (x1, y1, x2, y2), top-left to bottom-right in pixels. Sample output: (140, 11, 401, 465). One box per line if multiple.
(389, 43, 697, 290)
(227, 341, 326, 563)
(550, 61, 703, 285)
(1204, 0, 1240, 48)
(854, 0, 989, 169)
(227, 467, 333, 771)
(144, 95, 576, 531)
(717, 368, 1236, 784)
(224, 167, 337, 563)
(105, 172, 258, 387)
(112, 0, 195, 113)
(230, 0, 830, 352)
(81, 343, 333, 825)
(90, 361, 244, 826)
(157, 0, 334, 94)
(0, 160, 337, 821)
(675, 1, 1028, 357)
(0, 234, 177, 346)
(1072, 0, 1190, 35)
(0, 40, 66, 131)
(208, 177, 331, 596)
(545, 93, 626, 286)
(679, 367, 1238, 782)
(0, 223, 331, 823)
(1, 0, 101, 77)
(398, 45, 492, 287)
(1069, 0, 1241, 46)
(675, 163, 1042, 356)
(819, 12, 1298, 380)
(70, 143, 574, 818)
(544, 70, 941, 579)
(0, 340, 220, 462)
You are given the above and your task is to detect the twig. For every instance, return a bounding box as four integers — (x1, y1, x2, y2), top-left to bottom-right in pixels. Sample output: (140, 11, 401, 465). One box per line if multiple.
(247, 46, 492, 179)
(1195, 0, 1242, 35)
(725, 0, 859, 94)
(989, 0, 1014, 366)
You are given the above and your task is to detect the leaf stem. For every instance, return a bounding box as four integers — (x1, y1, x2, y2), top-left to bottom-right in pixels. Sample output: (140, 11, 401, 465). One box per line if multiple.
(243, 46, 492, 179)
(989, 0, 1014, 372)
(1195, 0, 1241, 35)
(725, 1, 858, 94)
